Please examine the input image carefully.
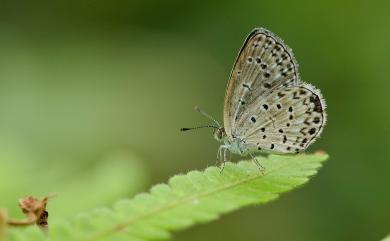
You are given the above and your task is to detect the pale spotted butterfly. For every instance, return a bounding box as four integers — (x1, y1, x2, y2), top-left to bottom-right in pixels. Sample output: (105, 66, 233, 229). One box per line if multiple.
(181, 28, 327, 168)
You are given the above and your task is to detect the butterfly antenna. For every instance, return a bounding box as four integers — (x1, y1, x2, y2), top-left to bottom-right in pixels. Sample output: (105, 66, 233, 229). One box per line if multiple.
(194, 106, 221, 127)
(180, 125, 218, 132)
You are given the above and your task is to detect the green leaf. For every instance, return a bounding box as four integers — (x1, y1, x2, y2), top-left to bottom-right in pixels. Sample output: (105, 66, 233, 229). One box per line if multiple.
(381, 235, 390, 241)
(7, 153, 328, 241)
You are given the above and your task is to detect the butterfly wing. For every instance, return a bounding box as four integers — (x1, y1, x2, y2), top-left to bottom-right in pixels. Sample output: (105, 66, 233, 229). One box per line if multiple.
(238, 83, 327, 153)
(223, 28, 299, 137)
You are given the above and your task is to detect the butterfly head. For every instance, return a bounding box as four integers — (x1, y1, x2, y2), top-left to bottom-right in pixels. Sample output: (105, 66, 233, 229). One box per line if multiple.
(213, 127, 226, 142)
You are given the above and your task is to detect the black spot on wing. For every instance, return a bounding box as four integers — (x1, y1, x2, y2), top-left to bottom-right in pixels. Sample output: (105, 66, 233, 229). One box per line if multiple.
(242, 83, 252, 90)
(263, 82, 272, 88)
(313, 116, 321, 124)
(250, 117, 256, 123)
(309, 128, 316, 135)
(312, 95, 323, 113)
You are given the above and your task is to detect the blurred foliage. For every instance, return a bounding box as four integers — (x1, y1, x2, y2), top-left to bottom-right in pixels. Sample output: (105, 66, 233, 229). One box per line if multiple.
(0, 147, 149, 220)
(0, 0, 389, 240)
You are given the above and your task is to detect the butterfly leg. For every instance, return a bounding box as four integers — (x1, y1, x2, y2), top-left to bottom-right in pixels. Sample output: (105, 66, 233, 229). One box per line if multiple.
(216, 145, 224, 165)
(235, 138, 265, 172)
(217, 146, 221, 162)
(216, 145, 229, 173)
(247, 151, 265, 172)
(220, 146, 229, 173)
(216, 145, 226, 165)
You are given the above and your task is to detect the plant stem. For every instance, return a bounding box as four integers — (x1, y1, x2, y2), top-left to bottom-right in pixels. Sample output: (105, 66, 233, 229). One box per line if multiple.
(0, 209, 6, 241)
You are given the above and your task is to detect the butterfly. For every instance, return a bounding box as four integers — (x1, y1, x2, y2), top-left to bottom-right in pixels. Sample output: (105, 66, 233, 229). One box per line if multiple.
(181, 28, 326, 167)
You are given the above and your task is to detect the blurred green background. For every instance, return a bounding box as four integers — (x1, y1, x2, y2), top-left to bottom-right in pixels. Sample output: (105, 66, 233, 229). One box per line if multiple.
(0, 0, 389, 240)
